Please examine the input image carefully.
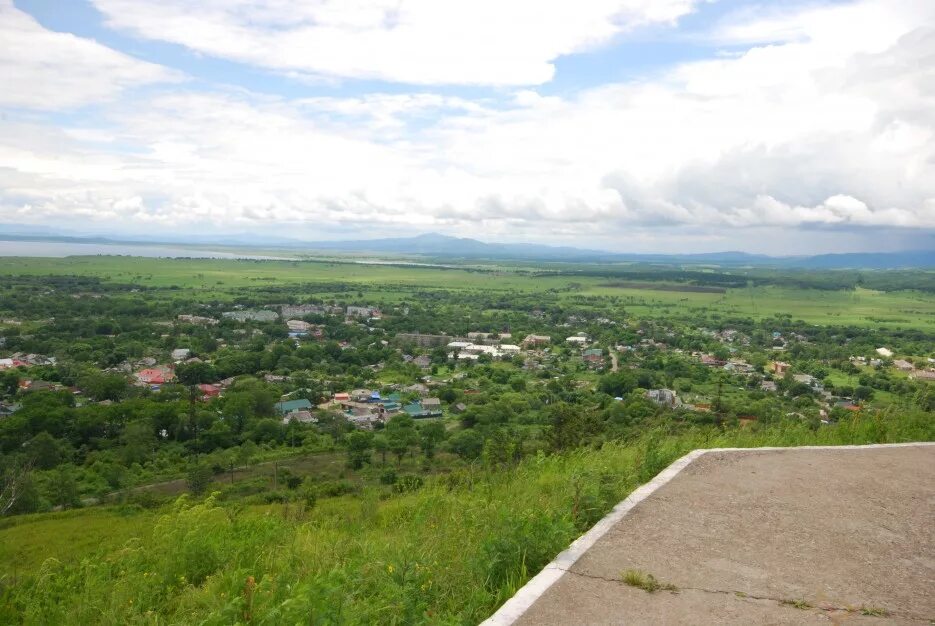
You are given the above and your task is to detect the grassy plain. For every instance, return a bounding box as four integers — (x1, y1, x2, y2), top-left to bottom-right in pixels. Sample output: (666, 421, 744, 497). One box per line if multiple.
(1, 256, 934, 329)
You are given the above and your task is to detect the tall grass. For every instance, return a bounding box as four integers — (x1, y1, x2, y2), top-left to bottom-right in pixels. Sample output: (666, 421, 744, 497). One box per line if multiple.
(1, 410, 931, 624)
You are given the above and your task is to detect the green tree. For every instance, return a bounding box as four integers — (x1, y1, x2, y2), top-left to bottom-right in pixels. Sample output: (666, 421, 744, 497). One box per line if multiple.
(419, 421, 446, 459)
(25, 432, 66, 469)
(186, 462, 214, 495)
(547, 402, 602, 452)
(447, 429, 484, 460)
(50, 466, 81, 509)
(120, 419, 155, 465)
(373, 433, 389, 465)
(345, 431, 374, 469)
(386, 414, 418, 465)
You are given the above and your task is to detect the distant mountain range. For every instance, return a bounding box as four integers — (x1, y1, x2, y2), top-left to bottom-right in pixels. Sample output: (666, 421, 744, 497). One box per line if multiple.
(1, 227, 933, 269)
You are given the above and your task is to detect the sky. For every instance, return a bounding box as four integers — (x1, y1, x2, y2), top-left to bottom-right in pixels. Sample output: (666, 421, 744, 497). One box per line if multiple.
(0, 0, 934, 254)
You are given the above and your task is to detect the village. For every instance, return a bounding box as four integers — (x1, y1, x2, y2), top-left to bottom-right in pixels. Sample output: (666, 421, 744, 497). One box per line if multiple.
(3, 297, 932, 435)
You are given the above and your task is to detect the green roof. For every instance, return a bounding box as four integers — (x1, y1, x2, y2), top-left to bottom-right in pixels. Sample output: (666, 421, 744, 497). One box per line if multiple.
(275, 399, 313, 414)
(403, 402, 423, 416)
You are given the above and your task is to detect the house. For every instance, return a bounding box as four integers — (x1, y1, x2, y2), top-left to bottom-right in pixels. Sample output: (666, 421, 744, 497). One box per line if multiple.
(334, 392, 350, 402)
(274, 398, 313, 415)
(404, 383, 429, 396)
(0, 357, 29, 370)
(281, 304, 326, 318)
(447, 341, 473, 350)
(646, 389, 680, 408)
(197, 384, 221, 399)
(452, 402, 467, 414)
(422, 397, 442, 410)
(136, 366, 175, 385)
(351, 389, 372, 402)
(403, 402, 442, 418)
(724, 359, 754, 374)
(771, 361, 791, 375)
(583, 348, 603, 364)
(499, 344, 521, 354)
(396, 333, 453, 347)
(875, 347, 893, 358)
(521, 334, 551, 348)
(347, 414, 380, 430)
(413, 355, 432, 369)
(222, 309, 279, 322)
(760, 380, 778, 392)
(282, 410, 317, 425)
(177, 314, 218, 326)
(892, 359, 914, 371)
(792, 374, 821, 389)
(909, 370, 935, 381)
(347, 305, 380, 319)
(0, 402, 21, 417)
(286, 319, 313, 333)
(566, 335, 589, 345)
(171, 348, 191, 362)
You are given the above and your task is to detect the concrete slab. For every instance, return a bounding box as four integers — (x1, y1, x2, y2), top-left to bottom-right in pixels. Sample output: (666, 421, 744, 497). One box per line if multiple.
(491, 444, 935, 625)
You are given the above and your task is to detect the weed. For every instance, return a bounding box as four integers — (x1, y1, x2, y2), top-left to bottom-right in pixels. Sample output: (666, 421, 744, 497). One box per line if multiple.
(621, 569, 678, 593)
(859, 606, 890, 617)
(780, 598, 812, 610)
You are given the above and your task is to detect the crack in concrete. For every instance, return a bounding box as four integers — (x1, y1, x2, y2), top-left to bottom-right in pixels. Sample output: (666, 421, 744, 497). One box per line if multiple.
(555, 567, 932, 622)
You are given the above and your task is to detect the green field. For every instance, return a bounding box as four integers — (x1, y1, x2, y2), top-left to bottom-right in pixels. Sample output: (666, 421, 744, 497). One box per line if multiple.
(1, 256, 934, 329)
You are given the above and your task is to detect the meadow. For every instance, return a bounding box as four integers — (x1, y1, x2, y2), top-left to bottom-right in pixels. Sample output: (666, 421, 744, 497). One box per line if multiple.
(1, 410, 931, 624)
(1, 256, 933, 329)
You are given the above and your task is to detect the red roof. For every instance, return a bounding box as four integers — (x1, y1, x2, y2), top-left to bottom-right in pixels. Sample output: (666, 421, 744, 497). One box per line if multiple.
(198, 384, 221, 397)
(137, 368, 174, 384)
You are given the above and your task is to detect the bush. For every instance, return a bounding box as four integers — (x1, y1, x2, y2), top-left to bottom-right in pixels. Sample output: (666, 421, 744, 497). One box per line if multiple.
(392, 474, 423, 493)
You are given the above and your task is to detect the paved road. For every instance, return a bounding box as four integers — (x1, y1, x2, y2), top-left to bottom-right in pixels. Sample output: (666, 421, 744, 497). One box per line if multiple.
(504, 445, 935, 625)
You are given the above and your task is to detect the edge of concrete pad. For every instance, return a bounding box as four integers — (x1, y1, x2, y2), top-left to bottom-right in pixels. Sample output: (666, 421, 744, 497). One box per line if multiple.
(478, 441, 935, 626)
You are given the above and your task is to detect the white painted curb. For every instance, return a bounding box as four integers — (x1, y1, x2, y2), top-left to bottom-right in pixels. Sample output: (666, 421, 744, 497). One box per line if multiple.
(479, 442, 935, 626)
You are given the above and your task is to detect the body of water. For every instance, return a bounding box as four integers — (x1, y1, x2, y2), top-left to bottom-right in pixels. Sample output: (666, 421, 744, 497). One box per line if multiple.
(0, 240, 289, 260)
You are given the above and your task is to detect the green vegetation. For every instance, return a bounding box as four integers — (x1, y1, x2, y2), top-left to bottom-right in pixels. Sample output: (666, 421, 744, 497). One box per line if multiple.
(0, 255, 932, 623)
(621, 570, 678, 593)
(780, 598, 813, 610)
(2, 411, 931, 624)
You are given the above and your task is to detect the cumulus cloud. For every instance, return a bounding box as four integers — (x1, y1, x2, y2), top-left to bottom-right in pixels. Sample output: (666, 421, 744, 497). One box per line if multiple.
(0, 0, 180, 109)
(89, 0, 697, 85)
(0, 0, 933, 252)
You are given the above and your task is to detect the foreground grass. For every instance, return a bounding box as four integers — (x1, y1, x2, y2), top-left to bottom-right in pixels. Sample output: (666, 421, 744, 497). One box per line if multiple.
(1, 411, 932, 624)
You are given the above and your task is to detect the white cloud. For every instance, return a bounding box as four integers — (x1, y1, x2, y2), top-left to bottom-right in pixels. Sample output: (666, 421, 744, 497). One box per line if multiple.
(90, 0, 697, 85)
(0, 0, 180, 109)
(1, 0, 934, 253)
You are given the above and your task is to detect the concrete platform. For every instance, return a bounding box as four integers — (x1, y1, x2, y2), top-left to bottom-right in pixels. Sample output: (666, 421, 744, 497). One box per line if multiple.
(484, 444, 935, 625)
